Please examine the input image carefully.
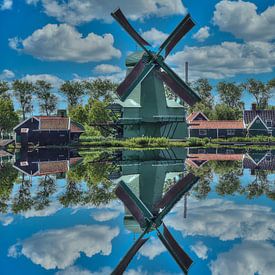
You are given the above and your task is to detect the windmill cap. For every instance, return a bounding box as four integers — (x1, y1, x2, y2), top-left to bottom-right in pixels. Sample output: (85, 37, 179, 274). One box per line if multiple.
(125, 51, 144, 67)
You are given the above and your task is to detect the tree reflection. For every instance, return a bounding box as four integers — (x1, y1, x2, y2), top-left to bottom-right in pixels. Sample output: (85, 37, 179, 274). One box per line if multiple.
(214, 161, 242, 196)
(188, 163, 212, 199)
(0, 163, 18, 213)
(34, 175, 56, 210)
(12, 175, 33, 214)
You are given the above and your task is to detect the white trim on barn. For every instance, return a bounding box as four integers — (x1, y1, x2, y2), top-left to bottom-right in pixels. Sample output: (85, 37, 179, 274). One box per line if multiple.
(247, 115, 268, 130)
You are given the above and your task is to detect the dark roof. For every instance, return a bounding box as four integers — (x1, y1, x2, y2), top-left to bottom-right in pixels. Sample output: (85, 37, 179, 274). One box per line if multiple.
(189, 120, 245, 129)
(244, 110, 275, 127)
(243, 152, 275, 170)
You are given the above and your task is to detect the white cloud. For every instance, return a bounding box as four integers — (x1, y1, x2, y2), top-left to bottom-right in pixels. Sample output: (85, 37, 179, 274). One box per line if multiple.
(190, 241, 208, 260)
(56, 266, 112, 275)
(91, 209, 120, 222)
(21, 201, 62, 218)
(8, 225, 119, 269)
(74, 70, 126, 83)
(210, 241, 275, 275)
(165, 198, 275, 241)
(167, 41, 275, 79)
(213, 0, 275, 42)
(192, 26, 210, 42)
(94, 64, 122, 74)
(9, 23, 121, 63)
(0, 0, 12, 10)
(0, 214, 14, 226)
(139, 237, 166, 260)
(0, 69, 15, 80)
(26, 0, 187, 26)
(142, 27, 168, 47)
(22, 74, 64, 88)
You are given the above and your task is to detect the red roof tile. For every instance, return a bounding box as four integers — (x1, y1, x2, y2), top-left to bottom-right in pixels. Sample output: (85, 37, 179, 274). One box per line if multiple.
(38, 161, 68, 175)
(189, 120, 245, 129)
(70, 121, 84, 133)
(187, 112, 208, 123)
(36, 116, 69, 130)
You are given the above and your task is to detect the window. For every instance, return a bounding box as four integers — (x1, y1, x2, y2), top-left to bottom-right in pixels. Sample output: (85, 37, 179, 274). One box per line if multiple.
(21, 128, 29, 133)
(227, 129, 235, 135)
(266, 119, 272, 127)
(255, 119, 261, 124)
(20, 161, 28, 166)
(199, 129, 207, 136)
(198, 149, 206, 154)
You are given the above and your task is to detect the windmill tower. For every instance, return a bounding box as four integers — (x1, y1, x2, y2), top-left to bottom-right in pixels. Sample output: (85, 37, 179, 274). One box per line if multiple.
(111, 8, 200, 139)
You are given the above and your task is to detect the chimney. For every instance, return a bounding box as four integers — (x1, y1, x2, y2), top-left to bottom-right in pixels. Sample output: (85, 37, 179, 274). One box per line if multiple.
(251, 103, 257, 111)
(185, 61, 188, 83)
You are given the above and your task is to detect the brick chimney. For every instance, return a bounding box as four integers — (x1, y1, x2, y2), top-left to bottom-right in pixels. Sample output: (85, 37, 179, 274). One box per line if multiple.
(251, 103, 257, 111)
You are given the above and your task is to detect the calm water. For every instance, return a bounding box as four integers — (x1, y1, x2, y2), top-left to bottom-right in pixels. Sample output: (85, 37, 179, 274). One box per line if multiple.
(0, 147, 275, 275)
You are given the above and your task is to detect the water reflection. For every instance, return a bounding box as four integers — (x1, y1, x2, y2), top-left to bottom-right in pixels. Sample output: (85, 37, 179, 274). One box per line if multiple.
(112, 149, 199, 274)
(0, 147, 275, 274)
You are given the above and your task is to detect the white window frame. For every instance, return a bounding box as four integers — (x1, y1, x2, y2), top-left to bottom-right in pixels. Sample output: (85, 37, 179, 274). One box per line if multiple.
(227, 129, 235, 136)
(199, 129, 207, 136)
(266, 119, 272, 127)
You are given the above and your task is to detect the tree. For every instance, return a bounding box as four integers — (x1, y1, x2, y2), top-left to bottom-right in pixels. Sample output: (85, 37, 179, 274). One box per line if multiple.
(0, 97, 19, 133)
(87, 99, 113, 136)
(217, 81, 243, 109)
(84, 79, 118, 102)
(0, 81, 9, 98)
(68, 104, 88, 125)
(192, 78, 213, 108)
(34, 80, 58, 115)
(60, 81, 85, 107)
(213, 103, 242, 120)
(242, 79, 271, 109)
(12, 80, 34, 120)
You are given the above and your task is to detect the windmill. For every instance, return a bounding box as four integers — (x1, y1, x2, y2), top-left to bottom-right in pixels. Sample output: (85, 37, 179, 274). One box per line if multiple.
(111, 8, 200, 139)
(113, 172, 199, 274)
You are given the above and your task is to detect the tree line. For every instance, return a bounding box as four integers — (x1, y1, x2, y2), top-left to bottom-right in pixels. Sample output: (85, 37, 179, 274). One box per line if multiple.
(0, 77, 274, 135)
(190, 78, 275, 120)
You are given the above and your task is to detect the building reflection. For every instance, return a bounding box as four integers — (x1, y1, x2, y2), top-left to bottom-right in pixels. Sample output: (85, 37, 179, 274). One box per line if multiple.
(13, 147, 82, 177)
(111, 148, 199, 274)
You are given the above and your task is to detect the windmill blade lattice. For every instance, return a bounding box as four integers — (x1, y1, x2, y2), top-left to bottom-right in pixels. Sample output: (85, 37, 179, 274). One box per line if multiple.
(111, 8, 200, 106)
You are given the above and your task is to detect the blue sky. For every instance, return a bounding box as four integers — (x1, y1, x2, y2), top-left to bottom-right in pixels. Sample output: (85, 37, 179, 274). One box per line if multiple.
(0, 0, 275, 109)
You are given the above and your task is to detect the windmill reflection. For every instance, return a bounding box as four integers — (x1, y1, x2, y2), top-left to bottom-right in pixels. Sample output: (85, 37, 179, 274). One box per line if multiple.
(111, 148, 199, 274)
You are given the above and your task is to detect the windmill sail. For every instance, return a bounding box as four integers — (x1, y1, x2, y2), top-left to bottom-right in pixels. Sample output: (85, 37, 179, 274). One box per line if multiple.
(111, 8, 150, 48)
(160, 224, 193, 273)
(112, 237, 149, 275)
(155, 67, 200, 106)
(116, 58, 155, 101)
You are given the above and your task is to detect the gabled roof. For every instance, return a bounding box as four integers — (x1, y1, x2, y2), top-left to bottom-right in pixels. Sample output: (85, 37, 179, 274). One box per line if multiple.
(243, 152, 275, 170)
(187, 112, 208, 123)
(36, 116, 69, 130)
(14, 116, 84, 132)
(189, 120, 245, 129)
(244, 110, 275, 127)
(246, 115, 269, 130)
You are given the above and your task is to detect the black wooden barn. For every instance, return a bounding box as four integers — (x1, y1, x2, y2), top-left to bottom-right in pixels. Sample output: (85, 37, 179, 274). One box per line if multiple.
(14, 116, 84, 146)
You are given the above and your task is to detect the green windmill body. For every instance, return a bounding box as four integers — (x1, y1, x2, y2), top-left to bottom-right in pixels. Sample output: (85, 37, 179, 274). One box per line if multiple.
(114, 52, 187, 138)
(111, 9, 201, 139)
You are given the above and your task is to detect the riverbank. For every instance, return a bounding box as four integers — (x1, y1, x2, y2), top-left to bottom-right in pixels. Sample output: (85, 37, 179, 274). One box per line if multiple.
(78, 136, 275, 150)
